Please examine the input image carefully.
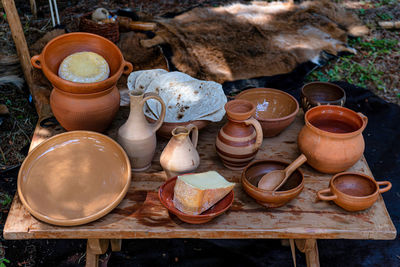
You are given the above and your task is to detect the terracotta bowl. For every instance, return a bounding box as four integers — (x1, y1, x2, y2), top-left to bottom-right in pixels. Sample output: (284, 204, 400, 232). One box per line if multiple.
(236, 88, 299, 137)
(317, 172, 391, 211)
(158, 177, 234, 224)
(146, 117, 210, 139)
(301, 82, 346, 113)
(31, 32, 133, 94)
(18, 131, 131, 226)
(241, 160, 304, 208)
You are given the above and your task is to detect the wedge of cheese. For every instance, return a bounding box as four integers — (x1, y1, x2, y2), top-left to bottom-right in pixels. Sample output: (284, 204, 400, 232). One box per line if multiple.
(173, 171, 235, 215)
(58, 51, 110, 83)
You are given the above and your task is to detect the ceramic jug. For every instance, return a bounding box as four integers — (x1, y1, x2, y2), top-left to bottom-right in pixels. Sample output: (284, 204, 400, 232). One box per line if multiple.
(160, 124, 200, 178)
(118, 91, 165, 171)
(216, 100, 263, 170)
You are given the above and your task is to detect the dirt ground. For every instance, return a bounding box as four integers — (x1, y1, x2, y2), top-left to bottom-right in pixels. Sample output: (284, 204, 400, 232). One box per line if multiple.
(0, 0, 399, 266)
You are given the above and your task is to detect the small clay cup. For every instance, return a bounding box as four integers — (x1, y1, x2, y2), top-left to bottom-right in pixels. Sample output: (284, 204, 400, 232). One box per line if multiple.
(158, 177, 234, 224)
(301, 82, 346, 113)
(317, 172, 391, 211)
(31, 32, 133, 94)
(236, 88, 299, 137)
(241, 160, 304, 208)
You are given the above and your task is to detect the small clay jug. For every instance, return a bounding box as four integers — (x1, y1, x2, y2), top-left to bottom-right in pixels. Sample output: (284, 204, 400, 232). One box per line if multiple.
(216, 100, 263, 170)
(160, 124, 200, 178)
(117, 91, 166, 171)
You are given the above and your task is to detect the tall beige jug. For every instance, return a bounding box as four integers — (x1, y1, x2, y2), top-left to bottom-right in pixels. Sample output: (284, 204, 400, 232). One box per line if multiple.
(117, 91, 165, 171)
(160, 124, 200, 178)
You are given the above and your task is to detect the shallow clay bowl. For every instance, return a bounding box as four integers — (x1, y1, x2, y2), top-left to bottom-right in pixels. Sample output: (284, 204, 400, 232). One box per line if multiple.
(158, 177, 234, 224)
(146, 117, 210, 139)
(30, 32, 132, 94)
(236, 88, 299, 137)
(241, 160, 304, 208)
(317, 172, 391, 211)
(18, 131, 131, 226)
(301, 82, 346, 113)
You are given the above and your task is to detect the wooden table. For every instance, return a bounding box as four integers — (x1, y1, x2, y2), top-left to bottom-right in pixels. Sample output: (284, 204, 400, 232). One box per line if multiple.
(3, 107, 396, 267)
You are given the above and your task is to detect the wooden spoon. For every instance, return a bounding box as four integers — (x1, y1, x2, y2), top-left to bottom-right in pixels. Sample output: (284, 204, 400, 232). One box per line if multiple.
(258, 154, 307, 191)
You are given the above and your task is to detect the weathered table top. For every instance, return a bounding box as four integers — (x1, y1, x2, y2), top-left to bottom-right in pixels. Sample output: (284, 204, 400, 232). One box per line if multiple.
(4, 107, 396, 240)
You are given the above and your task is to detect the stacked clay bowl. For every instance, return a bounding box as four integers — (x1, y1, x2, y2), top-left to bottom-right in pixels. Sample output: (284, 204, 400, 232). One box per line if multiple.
(236, 88, 299, 137)
(31, 32, 133, 132)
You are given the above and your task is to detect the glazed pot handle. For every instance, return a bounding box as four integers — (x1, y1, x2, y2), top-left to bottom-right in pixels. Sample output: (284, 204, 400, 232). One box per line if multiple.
(142, 92, 166, 133)
(244, 117, 263, 150)
(317, 188, 337, 201)
(31, 55, 42, 69)
(357, 112, 368, 127)
(123, 61, 133, 75)
(186, 124, 198, 148)
(377, 181, 392, 193)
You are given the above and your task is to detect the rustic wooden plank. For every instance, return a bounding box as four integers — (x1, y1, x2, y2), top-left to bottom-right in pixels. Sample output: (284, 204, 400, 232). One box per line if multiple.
(3, 109, 396, 240)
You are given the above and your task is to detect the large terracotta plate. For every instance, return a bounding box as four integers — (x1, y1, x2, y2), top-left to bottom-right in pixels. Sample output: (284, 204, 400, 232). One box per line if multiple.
(18, 131, 131, 226)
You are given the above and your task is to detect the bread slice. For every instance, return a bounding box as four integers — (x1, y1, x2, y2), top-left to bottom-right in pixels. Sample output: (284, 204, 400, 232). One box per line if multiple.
(173, 171, 234, 215)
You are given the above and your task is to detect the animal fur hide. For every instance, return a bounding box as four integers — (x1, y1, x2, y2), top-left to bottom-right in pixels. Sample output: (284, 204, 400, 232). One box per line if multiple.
(143, 0, 368, 84)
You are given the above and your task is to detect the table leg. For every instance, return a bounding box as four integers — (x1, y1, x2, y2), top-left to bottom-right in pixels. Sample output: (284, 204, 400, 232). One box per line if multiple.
(295, 239, 320, 267)
(110, 239, 122, 252)
(86, 239, 109, 267)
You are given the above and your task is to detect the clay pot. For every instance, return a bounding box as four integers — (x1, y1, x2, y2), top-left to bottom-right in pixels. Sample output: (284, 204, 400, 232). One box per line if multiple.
(317, 172, 391, 211)
(241, 160, 304, 208)
(236, 88, 299, 137)
(50, 86, 120, 132)
(298, 105, 368, 174)
(301, 82, 346, 113)
(31, 32, 133, 94)
(117, 91, 166, 171)
(160, 124, 200, 179)
(216, 100, 263, 170)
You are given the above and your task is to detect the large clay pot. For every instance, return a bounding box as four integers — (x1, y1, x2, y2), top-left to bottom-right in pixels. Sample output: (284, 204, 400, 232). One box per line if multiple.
(160, 124, 200, 178)
(117, 91, 166, 171)
(216, 100, 263, 170)
(298, 105, 368, 174)
(31, 32, 133, 94)
(50, 86, 120, 132)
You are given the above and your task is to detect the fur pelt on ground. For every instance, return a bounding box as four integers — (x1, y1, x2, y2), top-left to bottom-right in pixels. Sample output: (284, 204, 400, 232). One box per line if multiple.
(142, 0, 368, 83)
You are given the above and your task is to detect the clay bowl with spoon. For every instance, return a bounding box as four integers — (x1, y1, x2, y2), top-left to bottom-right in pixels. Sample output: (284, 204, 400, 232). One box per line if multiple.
(241, 160, 304, 208)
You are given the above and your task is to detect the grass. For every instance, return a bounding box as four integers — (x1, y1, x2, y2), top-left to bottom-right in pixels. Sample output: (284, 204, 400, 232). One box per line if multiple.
(0, 258, 10, 267)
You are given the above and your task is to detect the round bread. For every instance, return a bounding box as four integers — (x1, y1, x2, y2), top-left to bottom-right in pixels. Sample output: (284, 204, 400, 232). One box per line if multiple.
(58, 51, 110, 83)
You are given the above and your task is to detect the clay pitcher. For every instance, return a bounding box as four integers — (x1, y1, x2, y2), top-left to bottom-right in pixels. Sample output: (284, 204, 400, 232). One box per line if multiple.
(216, 100, 263, 170)
(117, 91, 166, 171)
(160, 124, 200, 178)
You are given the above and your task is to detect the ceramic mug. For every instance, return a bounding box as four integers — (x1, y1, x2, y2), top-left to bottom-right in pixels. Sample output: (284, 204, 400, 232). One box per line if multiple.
(317, 172, 391, 211)
(301, 82, 346, 113)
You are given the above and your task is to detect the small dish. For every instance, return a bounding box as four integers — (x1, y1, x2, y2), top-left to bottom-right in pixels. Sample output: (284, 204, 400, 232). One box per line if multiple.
(146, 117, 210, 139)
(18, 131, 131, 226)
(317, 172, 391, 211)
(241, 160, 304, 208)
(158, 177, 234, 224)
(236, 88, 299, 137)
(301, 82, 346, 113)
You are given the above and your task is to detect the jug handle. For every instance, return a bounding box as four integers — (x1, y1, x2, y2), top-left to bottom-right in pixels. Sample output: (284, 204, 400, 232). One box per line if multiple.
(31, 55, 42, 69)
(357, 112, 368, 126)
(244, 117, 263, 149)
(186, 124, 198, 148)
(123, 61, 133, 75)
(377, 181, 392, 193)
(142, 92, 166, 133)
(317, 188, 337, 201)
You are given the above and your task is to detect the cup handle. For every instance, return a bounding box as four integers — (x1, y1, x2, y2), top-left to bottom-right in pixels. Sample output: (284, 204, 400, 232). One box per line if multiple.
(244, 117, 263, 150)
(317, 188, 337, 201)
(142, 92, 165, 132)
(123, 61, 133, 75)
(31, 55, 42, 69)
(186, 124, 198, 148)
(377, 181, 392, 193)
(357, 112, 368, 126)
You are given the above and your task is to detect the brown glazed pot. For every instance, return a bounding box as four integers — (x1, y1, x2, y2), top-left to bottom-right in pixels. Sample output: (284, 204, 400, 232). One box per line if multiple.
(301, 82, 346, 113)
(236, 88, 299, 137)
(298, 105, 368, 174)
(31, 32, 133, 94)
(317, 172, 391, 211)
(241, 160, 304, 208)
(216, 100, 263, 170)
(50, 86, 120, 132)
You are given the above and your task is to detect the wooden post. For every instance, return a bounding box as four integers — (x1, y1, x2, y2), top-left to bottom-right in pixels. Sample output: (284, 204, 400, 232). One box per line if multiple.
(295, 239, 320, 267)
(86, 239, 109, 267)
